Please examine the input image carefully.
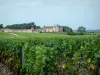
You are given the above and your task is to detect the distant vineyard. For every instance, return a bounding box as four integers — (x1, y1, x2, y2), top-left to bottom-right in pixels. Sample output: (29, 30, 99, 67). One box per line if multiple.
(0, 36, 100, 75)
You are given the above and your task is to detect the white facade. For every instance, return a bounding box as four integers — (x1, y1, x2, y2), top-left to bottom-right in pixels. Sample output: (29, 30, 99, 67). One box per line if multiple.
(43, 25, 63, 32)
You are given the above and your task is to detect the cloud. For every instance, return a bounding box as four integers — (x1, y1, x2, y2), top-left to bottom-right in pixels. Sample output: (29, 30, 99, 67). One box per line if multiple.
(15, 1, 42, 7)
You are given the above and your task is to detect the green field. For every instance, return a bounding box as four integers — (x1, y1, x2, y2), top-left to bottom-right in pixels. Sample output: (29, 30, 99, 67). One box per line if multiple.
(0, 32, 98, 39)
(0, 32, 15, 38)
(0, 32, 27, 39)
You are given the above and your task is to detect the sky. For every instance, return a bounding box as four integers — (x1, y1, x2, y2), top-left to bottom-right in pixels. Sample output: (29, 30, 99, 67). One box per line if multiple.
(0, 0, 100, 30)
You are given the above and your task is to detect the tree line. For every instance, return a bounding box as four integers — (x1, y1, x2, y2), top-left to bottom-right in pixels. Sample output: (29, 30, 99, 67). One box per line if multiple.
(3, 22, 41, 29)
(0, 24, 3, 29)
(63, 26, 86, 35)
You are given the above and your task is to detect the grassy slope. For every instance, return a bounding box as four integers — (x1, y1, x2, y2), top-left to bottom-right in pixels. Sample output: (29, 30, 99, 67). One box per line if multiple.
(15, 32, 67, 38)
(0, 32, 26, 39)
(0, 32, 97, 39)
(15, 32, 97, 38)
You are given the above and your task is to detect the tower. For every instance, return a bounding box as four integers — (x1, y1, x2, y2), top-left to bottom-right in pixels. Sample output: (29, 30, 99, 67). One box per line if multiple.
(31, 25, 35, 32)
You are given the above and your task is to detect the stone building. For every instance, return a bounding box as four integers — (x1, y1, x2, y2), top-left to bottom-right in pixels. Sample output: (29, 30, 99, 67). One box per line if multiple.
(4, 29, 33, 32)
(3, 26, 35, 32)
(43, 25, 63, 32)
(0, 29, 3, 32)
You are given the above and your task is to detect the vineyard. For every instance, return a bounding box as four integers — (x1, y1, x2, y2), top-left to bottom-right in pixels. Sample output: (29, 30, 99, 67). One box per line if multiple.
(0, 35, 100, 75)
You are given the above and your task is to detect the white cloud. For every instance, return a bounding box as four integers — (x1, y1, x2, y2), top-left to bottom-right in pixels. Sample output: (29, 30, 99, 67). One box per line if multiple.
(15, 1, 42, 7)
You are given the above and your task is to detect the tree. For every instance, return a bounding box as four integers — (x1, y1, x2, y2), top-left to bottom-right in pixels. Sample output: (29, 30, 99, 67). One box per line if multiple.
(63, 26, 67, 32)
(0, 24, 3, 29)
(66, 26, 73, 35)
(77, 26, 86, 35)
(5, 22, 37, 29)
(36, 26, 41, 29)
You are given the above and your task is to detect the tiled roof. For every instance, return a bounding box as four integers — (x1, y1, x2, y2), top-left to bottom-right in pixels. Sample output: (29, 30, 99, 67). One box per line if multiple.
(36, 29, 43, 31)
(44, 26, 54, 28)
